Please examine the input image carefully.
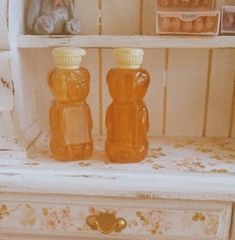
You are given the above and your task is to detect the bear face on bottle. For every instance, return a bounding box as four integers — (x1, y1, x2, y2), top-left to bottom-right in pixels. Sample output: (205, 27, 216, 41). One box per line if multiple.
(107, 70, 149, 103)
(49, 68, 90, 103)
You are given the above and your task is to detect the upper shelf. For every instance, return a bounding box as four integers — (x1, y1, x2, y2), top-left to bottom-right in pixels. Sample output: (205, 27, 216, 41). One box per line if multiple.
(17, 35, 235, 49)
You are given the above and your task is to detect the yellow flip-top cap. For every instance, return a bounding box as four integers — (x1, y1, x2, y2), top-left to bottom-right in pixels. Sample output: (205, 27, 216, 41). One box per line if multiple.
(53, 47, 86, 69)
(113, 48, 144, 69)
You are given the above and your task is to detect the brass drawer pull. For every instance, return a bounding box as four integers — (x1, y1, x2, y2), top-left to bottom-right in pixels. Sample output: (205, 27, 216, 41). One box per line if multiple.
(87, 211, 127, 234)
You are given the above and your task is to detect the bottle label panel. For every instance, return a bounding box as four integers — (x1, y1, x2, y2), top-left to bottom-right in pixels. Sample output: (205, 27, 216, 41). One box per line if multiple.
(63, 106, 89, 145)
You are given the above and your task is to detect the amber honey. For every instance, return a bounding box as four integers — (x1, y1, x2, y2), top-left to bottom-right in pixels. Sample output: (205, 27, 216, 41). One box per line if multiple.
(48, 47, 93, 161)
(105, 49, 150, 163)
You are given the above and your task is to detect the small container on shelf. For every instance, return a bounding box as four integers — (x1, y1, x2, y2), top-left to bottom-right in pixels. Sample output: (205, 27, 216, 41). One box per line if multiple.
(156, 11, 220, 35)
(221, 6, 235, 34)
(156, 0, 215, 11)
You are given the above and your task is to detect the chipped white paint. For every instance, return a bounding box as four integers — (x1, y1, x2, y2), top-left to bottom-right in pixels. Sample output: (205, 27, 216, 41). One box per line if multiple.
(0, 133, 234, 202)
(0, 51, 14, 112)
(1, 134, 235, 239)
(0, 51, 17, 150)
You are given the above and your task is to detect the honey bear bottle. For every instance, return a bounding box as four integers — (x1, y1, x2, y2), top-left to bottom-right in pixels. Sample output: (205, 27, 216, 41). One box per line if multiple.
(48, 47, 93, 161)
(106, 48, 150, 163)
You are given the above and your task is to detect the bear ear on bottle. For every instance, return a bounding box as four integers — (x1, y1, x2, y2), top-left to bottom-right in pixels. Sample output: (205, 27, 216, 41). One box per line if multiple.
(48, 47, 93, 161)
(105, 48, 150, 164)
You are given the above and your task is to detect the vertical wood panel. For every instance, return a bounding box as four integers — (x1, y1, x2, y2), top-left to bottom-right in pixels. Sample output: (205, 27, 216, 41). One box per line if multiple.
(231, 204, 235, 240)
(0, 0, 9, 49)
(75, 0, 99, 35)
(33, 49, 100, 135)
(232, 80, 235, 137)
(166, 49, 209, 136)
(0, 52, 17, 149)
(0, 112, 17, 149)
(142, 0, 156, 35)
(143, 49, 165, 136)
(33, 49, 53, 131)
(84, 49, 100, 135)
(101, 49, 114, 135)
(206, 49, 235, 137)
(0, 52, 14, 112)
(12, 49, 37, 133)
(101, 0, 141, 35)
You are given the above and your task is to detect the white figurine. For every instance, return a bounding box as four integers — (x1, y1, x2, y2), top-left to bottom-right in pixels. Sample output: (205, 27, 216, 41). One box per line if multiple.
(193, 17, 204, 32)
(27, 0, 80, 35)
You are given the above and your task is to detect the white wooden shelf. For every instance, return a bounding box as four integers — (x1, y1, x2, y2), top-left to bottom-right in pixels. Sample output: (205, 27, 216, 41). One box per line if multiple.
(1, 132, 235, 202)
(17, 35, 235, 49)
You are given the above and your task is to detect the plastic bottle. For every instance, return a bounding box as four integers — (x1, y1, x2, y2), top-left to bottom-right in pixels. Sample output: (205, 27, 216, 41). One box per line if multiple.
(48, 47, 93, 161)
(105, 48, 150, 163)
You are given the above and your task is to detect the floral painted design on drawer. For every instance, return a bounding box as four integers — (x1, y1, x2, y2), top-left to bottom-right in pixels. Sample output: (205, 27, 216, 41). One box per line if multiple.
(0, 200, 231, 239)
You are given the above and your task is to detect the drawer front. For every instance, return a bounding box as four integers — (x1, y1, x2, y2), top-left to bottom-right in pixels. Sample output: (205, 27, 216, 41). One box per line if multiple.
(0, 196, 232, 240)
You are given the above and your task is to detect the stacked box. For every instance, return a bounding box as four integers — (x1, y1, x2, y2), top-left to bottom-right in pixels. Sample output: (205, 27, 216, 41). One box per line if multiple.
(156, 0, 220, 35)
(221, 6, 235, 34)
(157, 0, 215, 11)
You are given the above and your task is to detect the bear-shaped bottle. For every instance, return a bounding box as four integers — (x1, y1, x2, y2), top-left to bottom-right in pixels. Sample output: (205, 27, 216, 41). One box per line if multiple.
(48, 47, 93, 161)
(106, 48, 150, 163)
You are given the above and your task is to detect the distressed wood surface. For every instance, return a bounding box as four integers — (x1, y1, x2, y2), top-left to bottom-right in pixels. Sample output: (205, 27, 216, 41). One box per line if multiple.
(0, 133, 234, 202)
(206, 49, 235, 137)
(0, 51, 17, 150)
(231, 204, 235, 240)
(0, 52, 14, 112)
(166, 49, 209, 136)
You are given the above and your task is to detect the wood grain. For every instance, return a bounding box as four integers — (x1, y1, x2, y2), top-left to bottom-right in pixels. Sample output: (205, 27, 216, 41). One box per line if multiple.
(166, 49, 209, 136)
(101, 0, 141, 35)
(143, 49, 165, 136)
(75, 0, 99, 35)
(0, 0, 9, 49)
(206, 49, 235, 137)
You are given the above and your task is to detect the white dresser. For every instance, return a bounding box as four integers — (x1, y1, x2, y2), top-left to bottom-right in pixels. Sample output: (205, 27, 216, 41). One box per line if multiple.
(0, 0, 235, 239)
